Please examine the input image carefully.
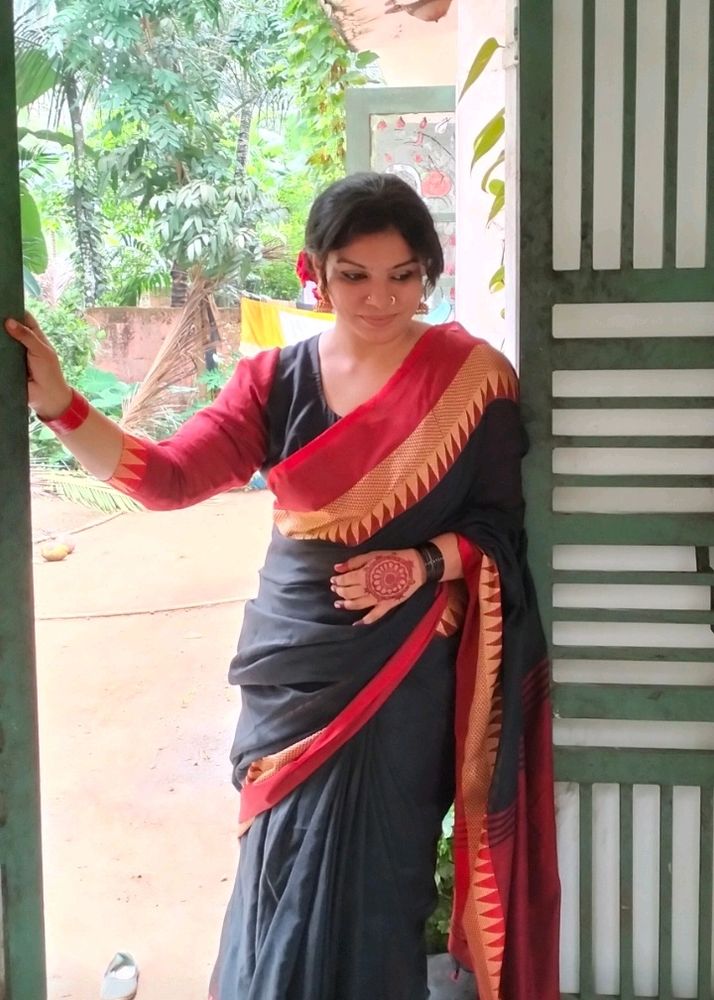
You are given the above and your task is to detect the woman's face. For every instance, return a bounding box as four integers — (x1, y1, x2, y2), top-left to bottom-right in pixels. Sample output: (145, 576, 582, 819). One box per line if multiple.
(322, 228, 425, 343)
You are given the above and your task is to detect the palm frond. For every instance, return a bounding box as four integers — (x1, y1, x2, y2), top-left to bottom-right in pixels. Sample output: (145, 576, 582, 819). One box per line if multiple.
(119, 273, 214, 435)
(32, 469, 143, 513)
(261, 237, 289, 262)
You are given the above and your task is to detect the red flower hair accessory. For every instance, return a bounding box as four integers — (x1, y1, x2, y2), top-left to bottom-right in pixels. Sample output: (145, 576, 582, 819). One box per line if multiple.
(295, 250, 316, 286)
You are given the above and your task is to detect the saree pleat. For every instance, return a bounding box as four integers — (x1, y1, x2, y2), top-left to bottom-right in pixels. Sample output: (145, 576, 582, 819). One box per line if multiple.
(212, 640, 457, 1000)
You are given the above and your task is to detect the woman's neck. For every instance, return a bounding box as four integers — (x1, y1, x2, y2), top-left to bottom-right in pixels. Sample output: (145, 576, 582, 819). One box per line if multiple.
(325, 319, 426, 365)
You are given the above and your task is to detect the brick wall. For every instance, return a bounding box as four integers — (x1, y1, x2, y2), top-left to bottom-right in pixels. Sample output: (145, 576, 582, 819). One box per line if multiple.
(86, 306, 241, 384)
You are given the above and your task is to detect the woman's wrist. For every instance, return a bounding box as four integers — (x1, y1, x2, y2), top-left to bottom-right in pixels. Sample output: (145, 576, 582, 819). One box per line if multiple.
(37, 387, 89, 435)
(415, 541, 445, 583)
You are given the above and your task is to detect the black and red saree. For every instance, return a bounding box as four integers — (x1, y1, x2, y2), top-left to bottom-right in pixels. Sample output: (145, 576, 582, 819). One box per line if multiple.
(109, 322, 560, 1000)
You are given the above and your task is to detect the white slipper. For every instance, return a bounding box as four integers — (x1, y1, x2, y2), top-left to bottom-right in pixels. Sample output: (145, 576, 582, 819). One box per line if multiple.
(100, 951, 139, 1000)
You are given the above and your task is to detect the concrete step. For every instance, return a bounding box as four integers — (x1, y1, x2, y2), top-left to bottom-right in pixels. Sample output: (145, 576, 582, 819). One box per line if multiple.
(427, 953, 476, 999)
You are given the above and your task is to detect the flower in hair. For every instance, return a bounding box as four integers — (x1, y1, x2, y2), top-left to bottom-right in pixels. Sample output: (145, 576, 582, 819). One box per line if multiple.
(295, 250, 316, 287)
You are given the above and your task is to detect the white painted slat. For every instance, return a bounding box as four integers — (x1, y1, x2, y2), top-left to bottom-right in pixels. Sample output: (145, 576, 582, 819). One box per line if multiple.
(593, 0, 625, 269)
(676, 0, 710, 269)
(553, 0, 584, 270)
(553, 300, 714, 337)
(633, 0, 667, 268)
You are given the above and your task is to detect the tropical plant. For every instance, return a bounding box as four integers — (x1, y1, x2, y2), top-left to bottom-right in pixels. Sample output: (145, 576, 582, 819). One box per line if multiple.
(28, 364, 134, 465)
(461, 36, 505, 297)
(26, 292, 99, 387)
(31, 467, 143, 512)
(425, 806, 455, 953)
(283, 0, 379, 180)
(118, 273, 215, 435)
(13, 3, 65, 295)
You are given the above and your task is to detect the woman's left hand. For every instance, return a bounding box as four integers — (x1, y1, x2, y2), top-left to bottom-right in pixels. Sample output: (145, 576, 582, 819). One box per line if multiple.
(330, 549, 427, 626)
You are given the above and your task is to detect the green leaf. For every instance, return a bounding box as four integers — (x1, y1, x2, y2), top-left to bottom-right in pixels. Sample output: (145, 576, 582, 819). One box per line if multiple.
(14, 49, 58, 108)
(19, 183, 48, 274)
(471, 107, 505, 170)
(17, 126, 74, 147)
(480, 150, 505, 192)
(489, 265, 505, 292)
(459, 37, 500, 101)
(33, 469, 143, 513)
(488, 178, 504, 197)
(487, 190, 505, 224)
(23, 266, 41, 297)
(356, 50, 379, 67)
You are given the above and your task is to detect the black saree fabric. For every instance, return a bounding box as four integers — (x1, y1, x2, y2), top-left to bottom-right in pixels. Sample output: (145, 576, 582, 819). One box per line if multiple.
(209, 325, 559, 1000)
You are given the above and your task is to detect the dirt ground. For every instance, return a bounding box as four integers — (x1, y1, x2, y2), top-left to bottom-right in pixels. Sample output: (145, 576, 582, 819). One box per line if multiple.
(31, 488, 274, 999)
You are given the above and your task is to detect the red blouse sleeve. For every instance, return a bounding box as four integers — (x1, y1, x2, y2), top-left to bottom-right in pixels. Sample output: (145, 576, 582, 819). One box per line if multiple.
(105, 348, 280, 511)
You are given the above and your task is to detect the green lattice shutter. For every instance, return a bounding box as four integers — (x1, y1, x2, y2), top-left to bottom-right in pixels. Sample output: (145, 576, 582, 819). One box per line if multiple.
(518, 1, 714, 997)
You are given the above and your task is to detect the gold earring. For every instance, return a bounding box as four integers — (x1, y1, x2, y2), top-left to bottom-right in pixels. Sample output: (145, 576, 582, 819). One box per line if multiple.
(416, 300, 429, 315)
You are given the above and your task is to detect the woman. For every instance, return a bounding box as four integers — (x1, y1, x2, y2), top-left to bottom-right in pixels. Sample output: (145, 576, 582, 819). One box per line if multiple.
(5, 172, 559, 1000)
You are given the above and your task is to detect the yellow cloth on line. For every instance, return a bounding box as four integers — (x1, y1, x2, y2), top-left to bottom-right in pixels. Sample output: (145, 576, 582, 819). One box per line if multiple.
(240, 298, 335, 349)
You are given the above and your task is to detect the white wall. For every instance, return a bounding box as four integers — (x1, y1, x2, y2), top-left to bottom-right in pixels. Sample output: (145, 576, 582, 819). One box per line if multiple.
(354, 4, 458, 87)
(455, 0, 511, 359)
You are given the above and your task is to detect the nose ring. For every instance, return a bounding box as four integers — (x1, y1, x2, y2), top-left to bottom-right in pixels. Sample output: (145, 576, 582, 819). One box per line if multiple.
(390, 295, 396, 306)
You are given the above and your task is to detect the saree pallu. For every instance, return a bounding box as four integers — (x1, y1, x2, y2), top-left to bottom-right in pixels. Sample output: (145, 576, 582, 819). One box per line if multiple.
(210, 324, 560, 1000)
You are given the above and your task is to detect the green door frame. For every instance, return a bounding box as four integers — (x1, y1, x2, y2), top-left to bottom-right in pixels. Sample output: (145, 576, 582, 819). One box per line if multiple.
(0, 0, 47, 995)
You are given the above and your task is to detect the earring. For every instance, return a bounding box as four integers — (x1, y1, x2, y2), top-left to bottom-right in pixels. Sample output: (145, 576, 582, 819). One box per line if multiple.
(416, 300, 429, 315)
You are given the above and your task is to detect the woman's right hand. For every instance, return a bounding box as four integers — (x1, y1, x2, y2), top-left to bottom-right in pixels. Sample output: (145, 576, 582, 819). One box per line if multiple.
(4, 313, 73, 419)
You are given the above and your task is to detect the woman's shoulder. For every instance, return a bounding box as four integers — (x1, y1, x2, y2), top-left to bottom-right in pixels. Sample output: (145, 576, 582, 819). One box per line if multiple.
(429, 322, 516, 377)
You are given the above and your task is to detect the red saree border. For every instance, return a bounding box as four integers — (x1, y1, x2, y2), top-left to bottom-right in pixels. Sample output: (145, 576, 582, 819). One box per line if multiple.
(450, 539, 506, 999)
(271, 338, 519, 545)
(268, 323, 485, 511)
(238, 584, 448, 826)
(450, 537, 560, 1000)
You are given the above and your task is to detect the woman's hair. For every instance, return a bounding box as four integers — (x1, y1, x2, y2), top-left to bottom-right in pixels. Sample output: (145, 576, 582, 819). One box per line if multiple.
(304, 172, 444, 294)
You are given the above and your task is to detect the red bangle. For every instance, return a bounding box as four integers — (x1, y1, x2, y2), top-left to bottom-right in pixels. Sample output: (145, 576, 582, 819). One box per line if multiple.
(38, 389, 90, 435)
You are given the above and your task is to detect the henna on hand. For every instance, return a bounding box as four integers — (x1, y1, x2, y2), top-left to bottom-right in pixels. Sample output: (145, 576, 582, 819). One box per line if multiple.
(364, 554, 415, 601)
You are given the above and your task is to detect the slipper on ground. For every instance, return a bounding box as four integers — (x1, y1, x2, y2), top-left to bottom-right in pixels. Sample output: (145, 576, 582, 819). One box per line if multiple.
(100, 951, 139, 1000)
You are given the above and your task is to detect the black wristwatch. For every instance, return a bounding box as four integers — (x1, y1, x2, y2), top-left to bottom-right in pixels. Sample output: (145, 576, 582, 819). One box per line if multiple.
(415, 541, 445, 583)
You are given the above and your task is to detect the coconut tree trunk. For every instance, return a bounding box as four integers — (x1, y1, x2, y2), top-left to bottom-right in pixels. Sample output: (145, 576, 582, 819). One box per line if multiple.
(235, 99, 254, 172)
(64, 72, 104, 305)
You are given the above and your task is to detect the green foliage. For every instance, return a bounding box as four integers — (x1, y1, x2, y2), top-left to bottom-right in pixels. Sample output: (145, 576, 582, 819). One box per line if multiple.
(283, 0, 378, 180)
(425, 807, 455, 954)
(244, 126, 318, 297)
(14, 13, 57, 293)
(34, 469, 143, 512)
(461, 36, 506, 300)
(460, 36, 501, 100)
(23, 294, 109, 465)
(76, 367, 135, 419)
(151, 175, 268, 282)
(471, 107, 505, 171)
(17, 0, 377, 307)
(29, 363, 134, 466)
(14, 47, 58, 108)
(27, 0, 289, 297)
(26, 294, 99, 387)
(251, 260, 300, 300)
(19, 183, 48, 275)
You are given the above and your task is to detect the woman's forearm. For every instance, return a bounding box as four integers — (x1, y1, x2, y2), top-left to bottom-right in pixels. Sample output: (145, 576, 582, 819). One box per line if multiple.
(49, 404, 124, 480)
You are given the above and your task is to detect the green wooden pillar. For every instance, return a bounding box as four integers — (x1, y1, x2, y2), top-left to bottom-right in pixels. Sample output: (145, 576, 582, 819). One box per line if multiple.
(0, 0, 47, 994)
